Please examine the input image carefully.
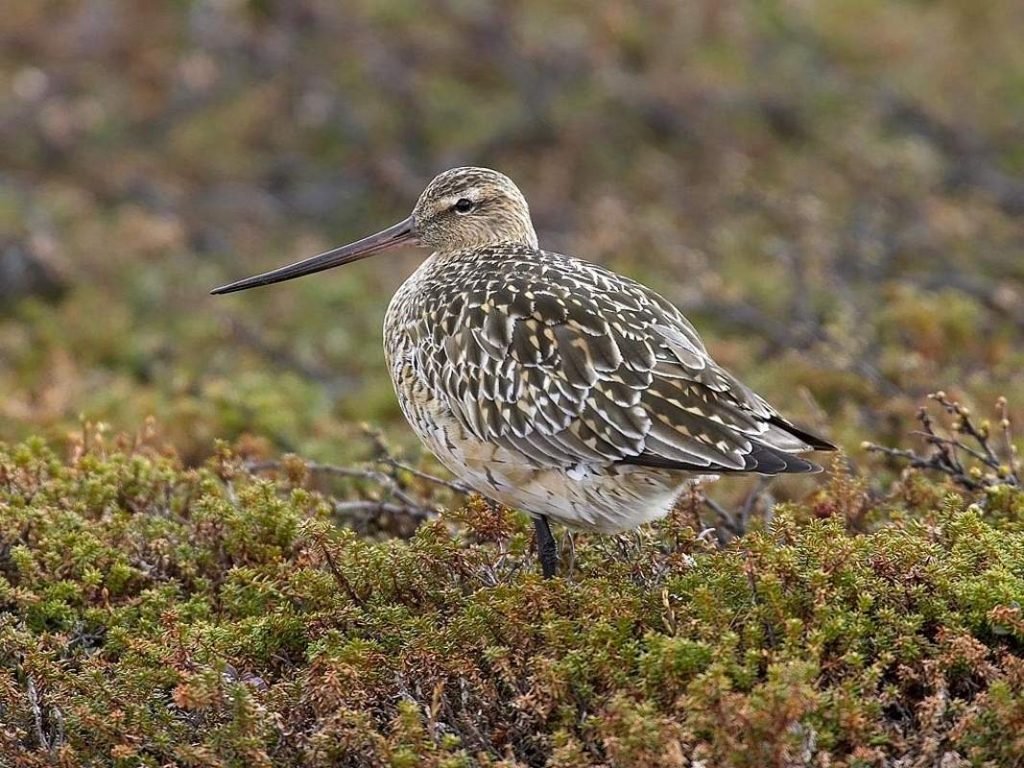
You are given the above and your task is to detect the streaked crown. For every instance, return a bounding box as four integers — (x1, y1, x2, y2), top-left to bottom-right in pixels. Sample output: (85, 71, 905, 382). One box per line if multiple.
(413, 167, 539, 252)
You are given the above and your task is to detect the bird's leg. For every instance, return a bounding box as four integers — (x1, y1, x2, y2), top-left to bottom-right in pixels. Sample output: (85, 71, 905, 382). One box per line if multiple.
(534, 515, 559, 579)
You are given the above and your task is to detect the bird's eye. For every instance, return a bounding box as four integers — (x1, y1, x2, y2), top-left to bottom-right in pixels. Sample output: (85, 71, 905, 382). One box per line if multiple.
(453, 198, 474, 214)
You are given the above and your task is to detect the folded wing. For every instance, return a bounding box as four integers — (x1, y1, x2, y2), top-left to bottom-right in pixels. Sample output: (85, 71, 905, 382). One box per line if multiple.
(425, 251, 834, 474)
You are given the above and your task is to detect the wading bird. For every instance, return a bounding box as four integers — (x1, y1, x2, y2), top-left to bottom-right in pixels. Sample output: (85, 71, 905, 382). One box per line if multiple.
(213, 167, 835, 578)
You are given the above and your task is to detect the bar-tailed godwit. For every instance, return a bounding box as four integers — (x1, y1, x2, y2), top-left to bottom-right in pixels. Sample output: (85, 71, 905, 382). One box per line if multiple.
(213, 167, 835, 577)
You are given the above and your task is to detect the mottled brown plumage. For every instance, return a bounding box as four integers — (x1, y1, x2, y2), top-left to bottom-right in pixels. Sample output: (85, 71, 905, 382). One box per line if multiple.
(213, 166, 836, 576)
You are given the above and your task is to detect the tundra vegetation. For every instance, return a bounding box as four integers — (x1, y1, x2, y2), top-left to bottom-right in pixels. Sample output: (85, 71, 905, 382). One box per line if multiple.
(1, 1, 1023, 765)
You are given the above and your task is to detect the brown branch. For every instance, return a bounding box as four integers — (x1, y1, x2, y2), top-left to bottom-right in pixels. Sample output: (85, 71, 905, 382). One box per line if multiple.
(244, 443, 475, 536)
(864, 392, 1020, 491)
(333, 499, 432, 521)
(374, 455, 475, 495)
(366, 429, 474, 494)
(313, 533, 365, 607)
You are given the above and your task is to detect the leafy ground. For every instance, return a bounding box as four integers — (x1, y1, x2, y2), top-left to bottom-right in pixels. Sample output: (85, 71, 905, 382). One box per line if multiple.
(2, 0, 1024, 765)
(1, 441, 1023, 766)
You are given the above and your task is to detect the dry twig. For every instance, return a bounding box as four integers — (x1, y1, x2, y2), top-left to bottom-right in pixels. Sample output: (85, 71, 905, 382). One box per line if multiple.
(244, 436, 473, 533)
(864, 392, 1021, 491)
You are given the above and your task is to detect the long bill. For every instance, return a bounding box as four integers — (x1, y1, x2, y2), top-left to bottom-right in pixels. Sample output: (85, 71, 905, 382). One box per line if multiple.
(210, 216, 417, 295)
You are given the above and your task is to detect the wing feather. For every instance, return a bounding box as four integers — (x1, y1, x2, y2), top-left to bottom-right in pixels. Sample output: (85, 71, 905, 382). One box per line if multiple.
(420, 249, 834, 474)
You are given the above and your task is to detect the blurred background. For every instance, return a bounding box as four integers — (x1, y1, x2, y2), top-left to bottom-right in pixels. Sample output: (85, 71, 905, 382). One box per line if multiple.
(2, 0, 1022, 506)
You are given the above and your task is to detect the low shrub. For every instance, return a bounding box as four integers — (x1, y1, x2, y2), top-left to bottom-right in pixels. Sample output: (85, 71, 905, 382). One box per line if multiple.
(1, 438, 1022, 766)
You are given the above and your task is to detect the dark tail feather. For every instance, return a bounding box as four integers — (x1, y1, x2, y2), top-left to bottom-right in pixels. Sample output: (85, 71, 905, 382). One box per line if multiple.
(620, 440, 823, 475)
(743, 444, 822, 474)
(769, 416, 837, 452)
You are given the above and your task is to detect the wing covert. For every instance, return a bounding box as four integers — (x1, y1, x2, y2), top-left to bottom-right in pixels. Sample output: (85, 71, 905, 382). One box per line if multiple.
(419, 250, 830, 474)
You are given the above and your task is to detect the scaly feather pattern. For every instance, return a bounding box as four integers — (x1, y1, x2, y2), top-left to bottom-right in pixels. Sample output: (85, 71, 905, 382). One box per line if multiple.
(386, 242, 832, 488)
(214, 166, 835, 536)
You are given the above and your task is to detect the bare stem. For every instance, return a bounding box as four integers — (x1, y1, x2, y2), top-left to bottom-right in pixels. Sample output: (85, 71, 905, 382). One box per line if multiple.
(864, 392, 1020, 491)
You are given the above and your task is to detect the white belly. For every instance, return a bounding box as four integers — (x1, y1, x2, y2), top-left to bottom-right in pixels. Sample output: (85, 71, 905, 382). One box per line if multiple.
(445, 448, 702, 533)
(387, 352, 706, 532)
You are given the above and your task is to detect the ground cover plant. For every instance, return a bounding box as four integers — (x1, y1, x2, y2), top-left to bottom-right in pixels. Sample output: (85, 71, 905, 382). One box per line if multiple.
(0, 426, 1022, 765)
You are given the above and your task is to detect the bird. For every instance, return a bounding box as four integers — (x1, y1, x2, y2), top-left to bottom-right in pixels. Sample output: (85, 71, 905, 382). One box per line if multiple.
(212, 167, 836, 578)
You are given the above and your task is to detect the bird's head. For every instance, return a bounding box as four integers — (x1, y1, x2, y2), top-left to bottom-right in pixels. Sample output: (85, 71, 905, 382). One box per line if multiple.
(412, 167, 538, 251)
(210, 166, 537, 296)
